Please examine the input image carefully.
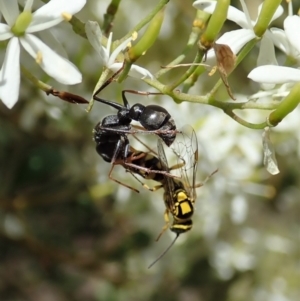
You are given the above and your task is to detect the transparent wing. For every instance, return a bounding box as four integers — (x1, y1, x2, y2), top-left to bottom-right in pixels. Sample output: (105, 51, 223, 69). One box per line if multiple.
(157, 138, 175, 209)
(171, 125, 198, 202)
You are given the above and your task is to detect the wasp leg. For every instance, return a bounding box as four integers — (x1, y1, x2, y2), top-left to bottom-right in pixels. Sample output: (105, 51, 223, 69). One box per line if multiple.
(125, 171, 164, 192)
(143, 183, 163, 192)
(93, 64, 124, 100)
(124, 162, 180, 179)
(131, 132, 158, 155)
(169, 162, 185, 171)
(193, 169, 219, 188)
(108, 164, 140, 193)
(155, 210, 170, 241)
(99, 127, 181, 136)
(122, 89, 163, 98)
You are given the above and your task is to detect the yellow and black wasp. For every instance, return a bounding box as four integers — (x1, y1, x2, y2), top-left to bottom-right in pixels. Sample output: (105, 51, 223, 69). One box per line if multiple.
(105, 126, 215, 235)
(95, 122, 216, 267)
(147, 126, 217, 267)
(157, 126, 198, 235)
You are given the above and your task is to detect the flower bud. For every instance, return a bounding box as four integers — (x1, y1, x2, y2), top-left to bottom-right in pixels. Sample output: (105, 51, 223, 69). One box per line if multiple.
(127, 8, 165, 62)
(254, 0, 282, 37)
(200, 0, 230, 49)
(268, 83, 300, 126)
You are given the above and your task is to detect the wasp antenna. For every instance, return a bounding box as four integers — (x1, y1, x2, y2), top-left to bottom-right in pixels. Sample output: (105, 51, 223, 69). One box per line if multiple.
(148, 234, 179, 269)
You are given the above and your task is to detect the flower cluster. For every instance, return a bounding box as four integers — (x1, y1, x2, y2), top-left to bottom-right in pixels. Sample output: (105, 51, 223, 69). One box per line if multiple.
(194, 0, 300, 100)
(193, 0, 283, 66)
(85, 21, 153, 79)
(0, 0, 86, 109)
(248, 4, 300, 91)
(0, 0, 153, 110)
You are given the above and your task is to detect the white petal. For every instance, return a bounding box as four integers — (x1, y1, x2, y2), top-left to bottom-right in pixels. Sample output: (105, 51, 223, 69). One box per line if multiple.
(29, 0, 86, 31)
(193, 1, 250, 29)
(284, 15, 300, 53)
(260, 83, 276, 91)
(217, 29, 255, 54)
(33, 0, 86, 19)
(110, 63, 153, 79)
(40, 30, 69, 57)
(226, 5, 253, 28)
(269, 28, 291, 55)
(24, 0, 34, 12)
(129, 65, 154, 79)
(0, 23, 13, 40)
(0, 0, 19, 26)
(239, 0, 253, 29)
(248, 65, 300, 84)
(257, 35, 277, 91)
(108, 37, 132, 67)
(257, 35, 277, 66)
(85, 21, 107, 62)
(249, 89, 276, 100)
(193, 1, 215, 11)
(204, 29, 255, 63)
(109, 62, 125, 73)
(20, 34, 82, 84)
(27, 18, 63, 33)
(106, 32, 112, 54)
(249, 84, 292, 101)
(0, 37, 20, 108)
(288, 0, 293, 16)
(193, 2, 218, 14)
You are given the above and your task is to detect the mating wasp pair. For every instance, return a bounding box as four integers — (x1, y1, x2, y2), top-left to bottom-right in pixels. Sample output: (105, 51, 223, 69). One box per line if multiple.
(91, 67, 217, 267)
(48, 65, 216, 267)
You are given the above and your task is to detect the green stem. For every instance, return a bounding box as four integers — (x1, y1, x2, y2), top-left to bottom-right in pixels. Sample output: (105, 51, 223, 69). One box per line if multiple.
(143, 78, 280, 110)
(21, 65, 51, 91)
(128, 8, 164, 62)
(223, 109, 267, 129)
(254, 0, 282, 37)
(200, 0, 230, 47)
(155, 10, 203, 79)
(268, 83, 300, 126)
(40, 0, 86, 38)
(166, 49, 204, 92)
(103, 0, 122, 35)
(87, 68, 111, 112)
(22, 65, 88, 104)
(143, 76, 277, 128)
(69, 15, 87, 39)
(119, 0, 170, 44)
(117, 61, 132, 82)
(182, 65, 207, 93)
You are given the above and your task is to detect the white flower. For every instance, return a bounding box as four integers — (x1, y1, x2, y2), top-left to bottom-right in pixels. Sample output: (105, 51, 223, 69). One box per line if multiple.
(0, 0, 86, 109)
(267, 0, 297, 58)
(193, 1, 283, 62)
(248, 65, 300, 85)
(85, 21, 153, 79)
(248, 9, 300, 86)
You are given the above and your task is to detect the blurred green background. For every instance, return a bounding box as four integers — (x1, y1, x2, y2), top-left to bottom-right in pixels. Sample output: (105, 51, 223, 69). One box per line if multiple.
(0, 1, 299, 301)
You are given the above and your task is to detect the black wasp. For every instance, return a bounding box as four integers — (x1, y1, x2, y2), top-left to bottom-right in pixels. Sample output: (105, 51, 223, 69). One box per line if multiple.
(93, 68, 179, 192)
